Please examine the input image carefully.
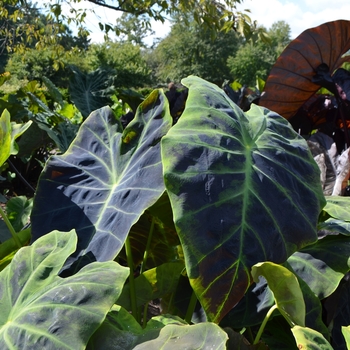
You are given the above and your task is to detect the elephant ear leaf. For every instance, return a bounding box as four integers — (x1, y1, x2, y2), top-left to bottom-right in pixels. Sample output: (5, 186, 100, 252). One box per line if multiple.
(31, 90, 172, 272)
(260, 20, 350, 119)
(0, 229, 129, 350)
(161, 76, 325, 323)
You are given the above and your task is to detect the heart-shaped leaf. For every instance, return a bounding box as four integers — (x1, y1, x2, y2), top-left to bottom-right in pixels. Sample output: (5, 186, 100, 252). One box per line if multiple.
(162, 76, 324, 322)
(0, 229, 129, 350)
(260, 20, 350, 119)
(31, 90, 172, 272)
(6, 196, 33, 232)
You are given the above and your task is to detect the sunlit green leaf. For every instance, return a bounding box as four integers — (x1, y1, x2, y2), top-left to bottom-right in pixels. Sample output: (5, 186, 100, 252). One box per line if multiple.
(291, 326, 333, 349)
(252, 262, 305, 327)
(32, 91, 172, 273)
(0, 109, 11, 167)
(0, 230, 129, 349)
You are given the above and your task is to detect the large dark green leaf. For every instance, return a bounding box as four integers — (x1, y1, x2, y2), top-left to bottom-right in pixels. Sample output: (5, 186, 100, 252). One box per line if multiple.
(161, 76, 325, 322)
(0, 229, 129, 350)
(31, 90, 172, 272)
(260, 20, 350, 119)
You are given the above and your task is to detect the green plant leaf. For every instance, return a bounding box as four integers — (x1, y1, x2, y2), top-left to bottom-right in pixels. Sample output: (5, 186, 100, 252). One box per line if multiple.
(0, 229, 129, 350)
(6, 196, 33, 232)
(69, 67, 114, 118)
(118, 261, 185, 310)
(318, 218, 350, 235)
(320, 196, 350, 221)
(161, 76, 325, 322)
(283, 262, 329, 339)
(133, 321, 228, 349)
(288, 235, 350, 299)
(291, 326, 333, 349)
(0, 109, 11, 167)
(252, 262, 305, 327)
(0, 228, 31, 269)
(31, 91, 172, 273)
(10, 120, 32, 155)
(341, 326, 350, 349)
(87, 307, 192, 350)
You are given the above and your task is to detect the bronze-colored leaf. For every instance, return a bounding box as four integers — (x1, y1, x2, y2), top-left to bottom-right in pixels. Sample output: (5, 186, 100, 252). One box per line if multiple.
(260, 20, 350, 119)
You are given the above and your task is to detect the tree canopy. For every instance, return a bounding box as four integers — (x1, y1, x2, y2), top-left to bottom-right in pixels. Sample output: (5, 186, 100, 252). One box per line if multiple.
(0, 0, 261, 53)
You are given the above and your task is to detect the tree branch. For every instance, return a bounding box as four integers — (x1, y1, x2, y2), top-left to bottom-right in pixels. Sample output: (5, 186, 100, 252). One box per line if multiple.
(86, 0, 147, 15)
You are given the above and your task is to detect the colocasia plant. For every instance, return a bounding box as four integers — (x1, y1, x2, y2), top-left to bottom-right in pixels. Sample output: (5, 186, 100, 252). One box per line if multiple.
(2, 26, 350, 347)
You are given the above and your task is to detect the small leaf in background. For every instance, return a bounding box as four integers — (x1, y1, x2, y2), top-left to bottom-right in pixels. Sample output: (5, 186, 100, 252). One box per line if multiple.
(31, 90, 172, 273)
(10, 120, 32, 155)
(252, 262, 305, 327)
(162, 76, 324, 322)
(321, 196, 350, 221)
(291, 326, 333, 350)
(0, 109, 11, 167)
(0, 229, 129, 350)
(6, 196, 33, 232)
(318, 196, 350, 235)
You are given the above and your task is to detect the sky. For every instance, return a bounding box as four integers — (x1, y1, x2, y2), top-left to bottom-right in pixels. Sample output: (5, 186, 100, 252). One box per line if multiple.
(236, 0, 350, 39)
(43, 0, 350, 44)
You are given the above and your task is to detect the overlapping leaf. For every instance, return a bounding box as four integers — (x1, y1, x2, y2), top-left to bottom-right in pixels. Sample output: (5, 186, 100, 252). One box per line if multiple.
(162, 76, 325, 322)
(292, 326, 333, 350)
(260, 20, 350, 119)
(288, 235, 350, 299)
(87, 307, 227, 350)
(0, 230, 129, 350)
(31, 90, 172, 272)
(252, 262, 305, 327)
